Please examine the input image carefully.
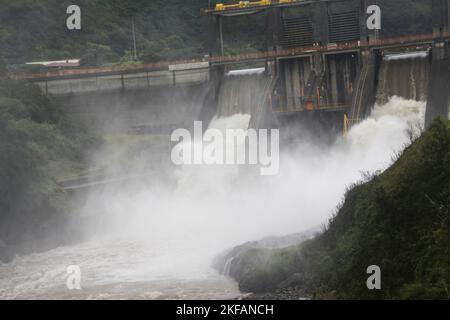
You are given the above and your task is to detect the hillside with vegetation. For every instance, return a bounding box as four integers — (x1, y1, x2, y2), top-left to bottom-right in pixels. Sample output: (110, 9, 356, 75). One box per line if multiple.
(0, 0, 432, 66)
(0, 0, 267, 66)
(0, 69, 98, 261)
(222, 119, 450, 299)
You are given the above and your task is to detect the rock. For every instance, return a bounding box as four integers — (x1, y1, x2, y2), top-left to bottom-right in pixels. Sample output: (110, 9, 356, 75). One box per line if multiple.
(278, 273, 305, 289)
(213, 228, 319, 294)
(213, 228, 319, 275)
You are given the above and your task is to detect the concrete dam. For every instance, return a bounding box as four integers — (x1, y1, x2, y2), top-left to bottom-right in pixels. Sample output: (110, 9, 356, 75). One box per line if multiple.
(20, 0, 450, 137)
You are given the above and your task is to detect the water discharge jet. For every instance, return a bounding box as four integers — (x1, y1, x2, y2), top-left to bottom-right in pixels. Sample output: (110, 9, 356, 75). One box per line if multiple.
(171, 120, 280, 176)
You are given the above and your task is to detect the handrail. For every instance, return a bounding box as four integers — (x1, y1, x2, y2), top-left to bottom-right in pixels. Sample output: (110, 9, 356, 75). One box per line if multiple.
(273, 103, 347, 113)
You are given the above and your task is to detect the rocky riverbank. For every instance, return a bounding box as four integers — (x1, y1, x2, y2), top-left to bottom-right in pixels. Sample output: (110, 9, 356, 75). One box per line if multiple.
(216, 120, 450, 300)
(213, 230, 318, 298)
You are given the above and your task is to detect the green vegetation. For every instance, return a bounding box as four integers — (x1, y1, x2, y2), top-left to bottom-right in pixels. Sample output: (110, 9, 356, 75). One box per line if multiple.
(0, 0, 433, 66)
(0, 0, 267, 65)
(227, 119, 450, 299)
(0, 74, 98, 258)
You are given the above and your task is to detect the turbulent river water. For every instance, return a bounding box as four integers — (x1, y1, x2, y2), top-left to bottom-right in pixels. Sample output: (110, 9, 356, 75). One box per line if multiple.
(0, 95, 426, 300)
(0, 237, 241, 299)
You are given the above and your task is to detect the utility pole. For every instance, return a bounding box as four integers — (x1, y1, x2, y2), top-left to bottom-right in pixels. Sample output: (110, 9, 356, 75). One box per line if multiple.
(132, 17, 138, 60)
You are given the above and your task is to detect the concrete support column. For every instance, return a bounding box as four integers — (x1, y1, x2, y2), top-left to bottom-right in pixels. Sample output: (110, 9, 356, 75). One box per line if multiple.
(292, 59, 302, 109)
(425, 42, 450, 126)
(432, 0, 450, 37)
(311, 2, 329, 45)
(359, 0, 368, 42)
(199, 67, 224, 125)
(328, 56, 339, 106)
(312, 53, 324, 75)
(205, 15, 223, 57)
(360, 0, 382, 42)
(304, 53, 325, 110)
(425, 1, 450, 126)
(266, 7, 282, 51)
(284, 61, 294, 108)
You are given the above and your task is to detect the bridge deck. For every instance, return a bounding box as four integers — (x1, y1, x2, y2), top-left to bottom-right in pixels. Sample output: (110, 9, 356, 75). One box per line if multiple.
(15, 33, 450, 82)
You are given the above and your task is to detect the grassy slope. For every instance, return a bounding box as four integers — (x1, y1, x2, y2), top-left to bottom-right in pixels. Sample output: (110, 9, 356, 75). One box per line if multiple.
(229, 119, 450, 299)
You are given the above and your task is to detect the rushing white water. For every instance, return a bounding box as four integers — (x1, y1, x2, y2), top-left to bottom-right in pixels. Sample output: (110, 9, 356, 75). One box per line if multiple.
(226, 68, 266, 76)
(0, 96, 425, 300)
(384, 51, 429, 61)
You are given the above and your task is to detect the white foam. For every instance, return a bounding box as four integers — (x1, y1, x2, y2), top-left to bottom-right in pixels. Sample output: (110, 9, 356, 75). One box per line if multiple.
(226, 68, 265, 76)
(384, 51, 429, 61)
(208, 113, 251, 131)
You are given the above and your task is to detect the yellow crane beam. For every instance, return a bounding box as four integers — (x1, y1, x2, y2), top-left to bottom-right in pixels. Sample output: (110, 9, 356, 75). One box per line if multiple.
(214, 0, 297, 12)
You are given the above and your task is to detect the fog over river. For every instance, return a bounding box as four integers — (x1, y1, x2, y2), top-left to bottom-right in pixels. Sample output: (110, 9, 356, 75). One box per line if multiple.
(0, 95, 425, 299)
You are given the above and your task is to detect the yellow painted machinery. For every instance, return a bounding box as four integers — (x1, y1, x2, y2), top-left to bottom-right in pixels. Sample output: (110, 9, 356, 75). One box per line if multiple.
(214, 0, 298, 12)
(343, 114, 361, 136)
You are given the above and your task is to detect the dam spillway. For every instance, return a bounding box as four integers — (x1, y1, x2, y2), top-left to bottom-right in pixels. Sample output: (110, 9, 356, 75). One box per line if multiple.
(377, 52, 430, 104)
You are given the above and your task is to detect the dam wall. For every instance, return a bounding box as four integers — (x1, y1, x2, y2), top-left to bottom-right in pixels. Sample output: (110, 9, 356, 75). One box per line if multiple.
(425, 43, 450, 127)
(58, 82, 210, 134)
(215, 68, 275, 130)
(34, 63, 209, 96)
